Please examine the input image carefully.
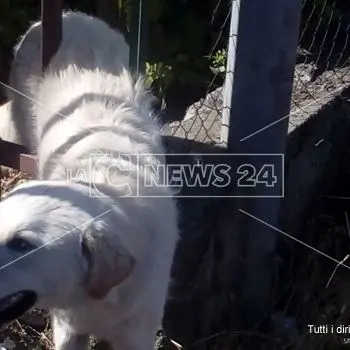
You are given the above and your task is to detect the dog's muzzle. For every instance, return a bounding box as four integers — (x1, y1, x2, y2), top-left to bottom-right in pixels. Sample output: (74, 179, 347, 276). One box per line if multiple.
(0, 291, 37, 326)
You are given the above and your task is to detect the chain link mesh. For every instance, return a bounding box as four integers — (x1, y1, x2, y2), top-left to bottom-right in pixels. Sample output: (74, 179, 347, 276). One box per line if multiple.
(290, 0, 350, 130)
(166, 0, 230, 145)
(167, 0, 350, 144)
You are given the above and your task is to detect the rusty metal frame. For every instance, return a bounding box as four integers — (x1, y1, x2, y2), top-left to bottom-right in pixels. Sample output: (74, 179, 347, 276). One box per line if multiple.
(41, 0, 62, 71)
(0, 0, 135, 182)
(0, 0, 62, 180)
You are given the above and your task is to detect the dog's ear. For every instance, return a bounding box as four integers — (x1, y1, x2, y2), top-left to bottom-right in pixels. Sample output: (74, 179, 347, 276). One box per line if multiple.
(81, 223, 135, 299)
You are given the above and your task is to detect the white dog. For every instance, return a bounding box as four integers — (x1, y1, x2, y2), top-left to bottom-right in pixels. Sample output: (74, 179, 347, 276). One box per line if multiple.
(1, 10, 130, 148)
(0, 11, 178, 350)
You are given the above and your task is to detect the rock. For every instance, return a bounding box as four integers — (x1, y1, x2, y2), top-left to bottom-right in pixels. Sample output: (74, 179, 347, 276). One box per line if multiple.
(164, 63, 350, 143)
(182, 86, 223, 122)
(167, 87, 223, 144)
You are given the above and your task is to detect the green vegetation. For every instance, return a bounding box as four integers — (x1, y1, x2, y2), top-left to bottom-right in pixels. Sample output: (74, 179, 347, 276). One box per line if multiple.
(0, 0, 349, 111)
(0, 0, 230, 113)
(145, 62, 173, 106)
(208, 48, 227, 76)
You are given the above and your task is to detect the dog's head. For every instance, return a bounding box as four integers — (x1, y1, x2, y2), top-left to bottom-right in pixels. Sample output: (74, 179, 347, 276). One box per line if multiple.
(0, 180, 134, 326)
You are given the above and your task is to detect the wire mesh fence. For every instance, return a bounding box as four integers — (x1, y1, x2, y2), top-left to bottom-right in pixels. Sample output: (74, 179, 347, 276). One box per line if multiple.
(287, 0, 350, 130)
(165, 0, 350, 147)
(162, 2, 350, 346)
(163, 1, 230, 145)
(1, 1, 349, 152)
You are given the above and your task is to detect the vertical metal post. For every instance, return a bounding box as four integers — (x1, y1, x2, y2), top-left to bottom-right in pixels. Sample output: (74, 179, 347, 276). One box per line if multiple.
(129, 0, 148, 75)
(222, 0, 302, 332)
(221, 1, 239, 146)
(41, 0, 62, 71)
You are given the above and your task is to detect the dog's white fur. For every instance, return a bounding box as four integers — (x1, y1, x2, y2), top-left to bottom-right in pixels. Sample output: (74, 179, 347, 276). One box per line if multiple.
(2, 11, 129, 149)
(0, 11, 178, 350)
(0, 101, 21, 144)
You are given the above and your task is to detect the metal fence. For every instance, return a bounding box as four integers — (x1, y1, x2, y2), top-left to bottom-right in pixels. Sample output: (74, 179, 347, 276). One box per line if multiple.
(169, 0, 350, 143)
(1, 2, 350, 172)
(1, 0, 350, 348)
(289, 0, 350, 134)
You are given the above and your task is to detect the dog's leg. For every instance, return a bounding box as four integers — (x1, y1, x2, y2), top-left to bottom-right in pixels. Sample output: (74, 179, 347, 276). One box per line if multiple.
(52, 315, 89, 350)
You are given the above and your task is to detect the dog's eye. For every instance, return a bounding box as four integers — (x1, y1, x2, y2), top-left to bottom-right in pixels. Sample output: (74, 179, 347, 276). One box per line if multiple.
(6, 238, 36, 252)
